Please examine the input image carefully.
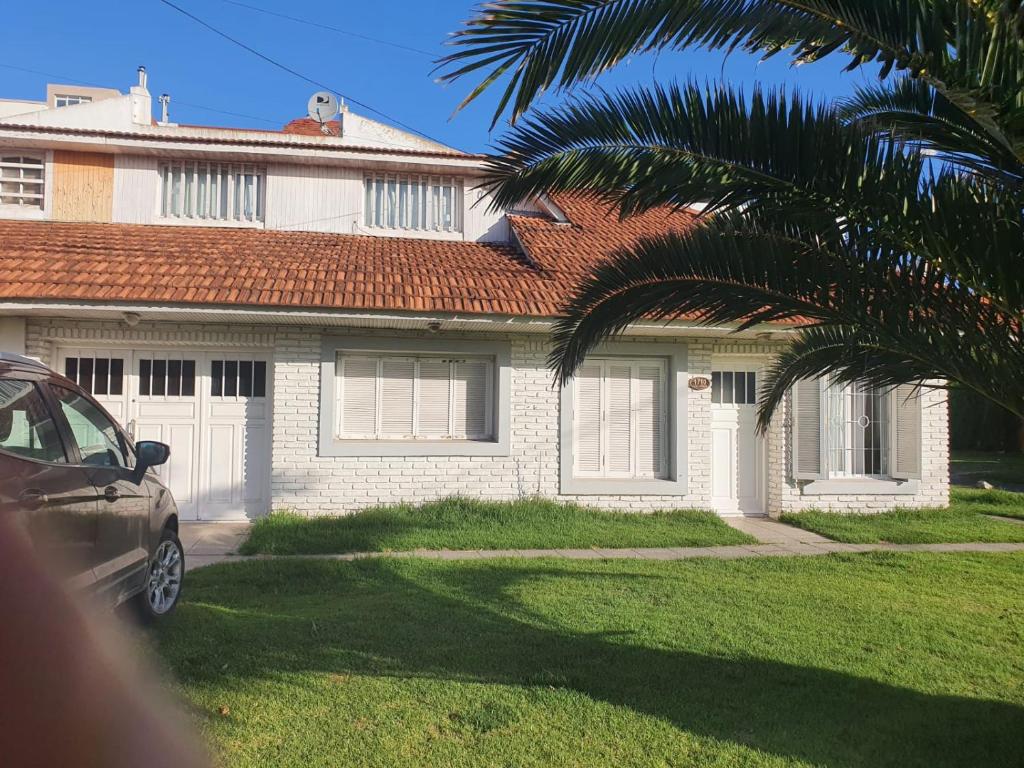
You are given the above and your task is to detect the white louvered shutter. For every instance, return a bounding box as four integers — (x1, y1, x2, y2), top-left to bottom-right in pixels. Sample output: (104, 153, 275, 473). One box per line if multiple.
(635, 363, 664, 478)
(453, 360, 490, 438)
(418, 359, 451, 437)
(890, 384, 922, 479)
(606, 364, 633, 475)
(340, 357, 378, 437)
(574, 364, 603, 475)
(792, 378, 824, 479)
(380, 358, 415, 437)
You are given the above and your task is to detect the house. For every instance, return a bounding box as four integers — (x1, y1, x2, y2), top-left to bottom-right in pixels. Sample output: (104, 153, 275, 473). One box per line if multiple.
(0, 68, 949, 521)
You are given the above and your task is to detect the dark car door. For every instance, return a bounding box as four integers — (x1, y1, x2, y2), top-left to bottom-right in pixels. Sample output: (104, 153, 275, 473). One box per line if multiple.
(0, 378, 102, 589)
(46, 383, 150, 600)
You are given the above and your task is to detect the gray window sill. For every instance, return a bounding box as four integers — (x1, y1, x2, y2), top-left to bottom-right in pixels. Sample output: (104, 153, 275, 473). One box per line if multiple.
(801, 478, 919, 496)
(559, 477, 688, 496)
(319, 438, 509, 458)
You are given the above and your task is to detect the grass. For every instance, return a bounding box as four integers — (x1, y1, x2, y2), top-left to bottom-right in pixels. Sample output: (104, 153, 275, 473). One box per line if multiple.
(238, 496, 755, 555)
(781, 487, 1024, 543)
(951, 450, 1024, 487)
(953, 486, 1024, 520)
(155, 554, 1024, 767)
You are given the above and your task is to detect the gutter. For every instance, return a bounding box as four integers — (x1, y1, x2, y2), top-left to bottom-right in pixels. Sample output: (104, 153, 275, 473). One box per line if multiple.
(0, 121, 482, 160)
(0, 299, 798, 340)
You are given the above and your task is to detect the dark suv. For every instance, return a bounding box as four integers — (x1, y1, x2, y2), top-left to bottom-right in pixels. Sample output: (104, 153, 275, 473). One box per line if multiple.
(0, 352, 183, 620)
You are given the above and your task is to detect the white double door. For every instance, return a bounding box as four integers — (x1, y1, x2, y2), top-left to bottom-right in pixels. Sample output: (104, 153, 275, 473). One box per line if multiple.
(56, 347, 272, 521)
(710, 360, 766, 515)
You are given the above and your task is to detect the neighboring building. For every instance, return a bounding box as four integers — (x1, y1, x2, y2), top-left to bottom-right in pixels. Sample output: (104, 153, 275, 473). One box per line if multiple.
(0, 69, 949, 521)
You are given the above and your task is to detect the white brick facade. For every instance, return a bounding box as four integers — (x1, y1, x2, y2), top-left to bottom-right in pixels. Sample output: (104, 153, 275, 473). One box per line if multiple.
(24, 318, 950, 517)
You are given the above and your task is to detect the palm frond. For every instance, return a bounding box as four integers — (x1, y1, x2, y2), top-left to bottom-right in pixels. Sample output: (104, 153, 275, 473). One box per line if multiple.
(839, 77, 1020, 180)
(484, 82, 926, 231)
(548, 213, 1022, 426)
(758, 323, 1024, 431)
(437, 0, 1000, 126)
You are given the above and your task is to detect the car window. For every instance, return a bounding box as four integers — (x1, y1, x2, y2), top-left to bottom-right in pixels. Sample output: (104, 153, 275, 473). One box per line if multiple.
(50, 385, 130, 469)
(0, 379, 67, 463)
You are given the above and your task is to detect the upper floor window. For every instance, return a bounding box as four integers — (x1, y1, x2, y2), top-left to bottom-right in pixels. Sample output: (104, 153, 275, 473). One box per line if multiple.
(159, 161, 265, 224)
(0, 154, 44, 209)
(54, 94, 92, 108)
(363, 174, 462, 233)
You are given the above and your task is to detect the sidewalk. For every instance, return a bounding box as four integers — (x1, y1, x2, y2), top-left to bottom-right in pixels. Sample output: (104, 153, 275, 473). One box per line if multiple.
(180, 518, 1024, 572)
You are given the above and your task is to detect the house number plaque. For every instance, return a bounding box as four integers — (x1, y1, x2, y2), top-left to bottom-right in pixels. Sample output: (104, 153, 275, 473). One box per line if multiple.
(688, 376, 711, 391)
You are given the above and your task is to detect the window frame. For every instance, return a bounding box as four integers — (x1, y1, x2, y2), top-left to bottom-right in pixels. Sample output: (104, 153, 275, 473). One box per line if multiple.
(54, 94, 93, 108)
(48, 384, 134, 470)
(336, 353, 495, 441)
(319, 336, 511, 457)
(0, 150, 49, 219)
(156, 160, 267, 227)
(362, 173, 464, 235)
(0, 379, 70, 465)
(824, 380, 890, 480)
(571, 357, 669, 481)
(560, 341, 688, 496)
(794, 377, 921, 496)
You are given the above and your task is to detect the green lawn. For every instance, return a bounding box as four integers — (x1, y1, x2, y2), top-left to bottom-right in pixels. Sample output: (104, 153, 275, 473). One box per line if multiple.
(238, 496, 754, 555)
(156, 554, 1024, 767)
(780, 488, 1024, 543)
(953, 486, 1024, 520)
(951, 450, 1024, 487)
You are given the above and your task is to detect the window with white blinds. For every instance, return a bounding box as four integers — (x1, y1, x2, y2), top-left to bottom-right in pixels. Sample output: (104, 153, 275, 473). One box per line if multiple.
(337, 354, 493, 440)
(573, 358, 668, 479)
(363, 174, 463, 233)
(159, 161, 266, 223)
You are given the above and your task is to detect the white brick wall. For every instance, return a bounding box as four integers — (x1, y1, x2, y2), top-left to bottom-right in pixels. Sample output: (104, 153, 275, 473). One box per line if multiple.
(25, 318, 950, 516)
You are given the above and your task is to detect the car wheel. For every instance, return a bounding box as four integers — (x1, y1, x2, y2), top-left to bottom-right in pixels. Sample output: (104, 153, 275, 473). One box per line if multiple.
(134, 528, 184, 622)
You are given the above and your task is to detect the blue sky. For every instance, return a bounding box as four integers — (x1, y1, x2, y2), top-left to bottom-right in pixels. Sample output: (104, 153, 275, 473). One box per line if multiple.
(2, 0, 878, 153)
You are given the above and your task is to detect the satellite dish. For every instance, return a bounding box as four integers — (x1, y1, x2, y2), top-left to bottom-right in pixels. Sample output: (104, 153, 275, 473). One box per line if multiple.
(307, 91, 339, 124)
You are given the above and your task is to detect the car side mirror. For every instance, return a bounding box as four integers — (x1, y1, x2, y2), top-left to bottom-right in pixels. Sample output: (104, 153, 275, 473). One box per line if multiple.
(135, 440, 170, 472)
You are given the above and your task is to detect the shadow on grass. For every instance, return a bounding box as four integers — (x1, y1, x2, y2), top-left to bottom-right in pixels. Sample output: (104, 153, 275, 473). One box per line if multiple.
(160, 559, 1024, 768)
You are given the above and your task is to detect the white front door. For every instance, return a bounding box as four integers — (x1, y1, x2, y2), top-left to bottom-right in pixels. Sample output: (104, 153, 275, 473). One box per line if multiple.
(57, 347, 271, 521)
(710, 362, 766, 515)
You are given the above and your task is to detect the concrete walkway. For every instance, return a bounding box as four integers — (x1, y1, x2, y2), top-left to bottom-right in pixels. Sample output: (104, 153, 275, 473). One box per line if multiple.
(179, 519, 1024, 572)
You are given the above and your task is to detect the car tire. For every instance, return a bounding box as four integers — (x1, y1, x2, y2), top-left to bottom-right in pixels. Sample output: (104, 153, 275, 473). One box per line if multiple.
(133, 527, 185, 623)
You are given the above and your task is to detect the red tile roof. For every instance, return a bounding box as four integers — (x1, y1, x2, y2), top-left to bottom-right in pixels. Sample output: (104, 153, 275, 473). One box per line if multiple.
(509, 194, 697, 278)
(281, 118, 343, 136)
(0, 195, 793, 324)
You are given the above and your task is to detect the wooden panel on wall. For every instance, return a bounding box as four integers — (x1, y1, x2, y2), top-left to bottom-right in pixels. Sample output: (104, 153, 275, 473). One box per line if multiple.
(52, 151, 115, 222)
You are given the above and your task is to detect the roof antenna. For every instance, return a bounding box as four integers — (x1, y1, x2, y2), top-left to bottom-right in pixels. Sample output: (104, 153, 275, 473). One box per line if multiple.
(158, 94, 171, 124)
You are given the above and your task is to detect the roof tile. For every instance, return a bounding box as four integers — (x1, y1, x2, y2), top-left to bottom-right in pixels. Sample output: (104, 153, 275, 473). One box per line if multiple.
(0, 194, 798, 324)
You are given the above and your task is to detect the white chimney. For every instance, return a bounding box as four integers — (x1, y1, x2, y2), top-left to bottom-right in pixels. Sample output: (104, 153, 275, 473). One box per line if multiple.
(129, 65, 152, 126)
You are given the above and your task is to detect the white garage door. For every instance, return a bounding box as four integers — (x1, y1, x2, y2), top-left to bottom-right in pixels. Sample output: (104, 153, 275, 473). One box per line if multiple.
(57, 347, 272, 521)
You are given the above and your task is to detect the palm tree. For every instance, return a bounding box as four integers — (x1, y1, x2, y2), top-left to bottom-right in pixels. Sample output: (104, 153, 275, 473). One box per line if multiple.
(437, 0, 1024, 428)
